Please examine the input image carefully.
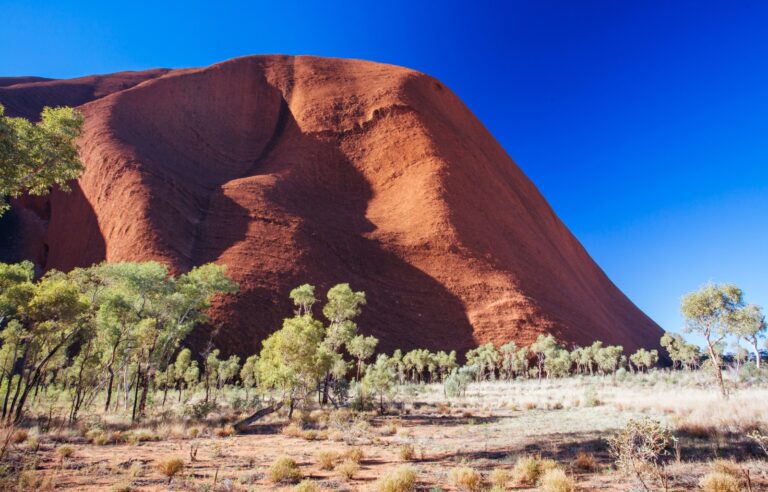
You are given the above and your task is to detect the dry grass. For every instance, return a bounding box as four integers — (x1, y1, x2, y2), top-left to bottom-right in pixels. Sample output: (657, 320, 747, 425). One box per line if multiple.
(214, 424, 235, 437)
(336, 459, 360, 480)
(449, 466, 484, 491)
(268, 456, 302, 483)
(56, 444, 75, 459)
(376, 466, 418, 492)
(317, 450, 338, 470)
(344, 446, 364, 463)
(293, 479, 318, 492)
(156, 457, 184, 483)
(571, 451, 597, 471)
(398, 443, 416, 461)
(540, 468, 576, 492)
(699, 471, 741, 492)
(490, 467, 511, 488)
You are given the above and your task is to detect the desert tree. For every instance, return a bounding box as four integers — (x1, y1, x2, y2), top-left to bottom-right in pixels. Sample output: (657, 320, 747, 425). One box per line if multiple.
(434, 350, 457, 381)
(361, 353, 397, 412)
(731, 304, 766, 369)
(465, 343, 500, 381)
(659, 333, 700, 370)
(347, 334, 378, 380)
(629, 349, 659, 373)
(289, 284, 317, 316)
(681, 282, 744, 397)
(3, 271, 89, 422)
(543, 347, 572, 378)
(240, 354, 259, 400)
(255, 314, 328, 417)
(0, 104, 84, 216)
(530, 334, 557, 380)
(595, 345, 624, 377)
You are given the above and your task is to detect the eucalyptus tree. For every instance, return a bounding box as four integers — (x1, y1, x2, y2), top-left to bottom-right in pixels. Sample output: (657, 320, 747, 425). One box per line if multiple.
(347, 334, 378, 379)
(681, 282, 744, 397)
(595, 345, 624, 377)
(530, 334, 557, 381)
(4, 271, 89, 422)
(731, 304, 766, 369)
(256, 314, 328, 417)
(465, 343, 500, 380)
(629, 349, 659, 373)
(361, 353, 396, 412)
(0, 104, 84, 216)
(240, 354, 259, 400)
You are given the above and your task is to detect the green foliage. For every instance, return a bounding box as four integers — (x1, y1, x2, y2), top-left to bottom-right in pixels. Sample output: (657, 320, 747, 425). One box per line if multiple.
(0, 104, 84, 216)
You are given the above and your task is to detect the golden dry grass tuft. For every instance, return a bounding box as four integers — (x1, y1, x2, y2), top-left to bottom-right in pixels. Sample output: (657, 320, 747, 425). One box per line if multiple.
(540, 468, 576, 492)
(450, 466, 484, 491)
(336, 459, 360, 480)
(699, 471, 741, 492)
(156, 457, 184, 483)
(268, 456, 302, 483)
(376, 465, 418, 492)
(317, 450, 338, 470)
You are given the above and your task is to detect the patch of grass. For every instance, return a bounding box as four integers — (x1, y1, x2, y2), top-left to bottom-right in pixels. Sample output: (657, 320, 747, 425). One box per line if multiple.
(345, 446, 364, 463)
(398, 443, 416, 461)
(490, 467, 511, 488)
(540, 468, 575, 492)
(268, 456, 302, 484)
(376, 465, 418, 492)
(513, 455, 558, 485)
(294, 479, 318, 492)
(214, 424, 235, 438)
(56, 444, 75, 459)
(449, 466, 484, 491)
(156, 457, 184, 484)
(283, 422, 303, 438)
(571, 452, 597, 472)
(317, 450, 338, 471)
(302, 430, 318, 441)
(336, 459, 360, 480)
(699, 471, 740, 492)
(11, 429, 28, 444)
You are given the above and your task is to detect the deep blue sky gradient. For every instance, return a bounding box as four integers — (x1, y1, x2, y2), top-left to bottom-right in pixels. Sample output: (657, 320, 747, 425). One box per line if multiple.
(2, 1, 767, 342)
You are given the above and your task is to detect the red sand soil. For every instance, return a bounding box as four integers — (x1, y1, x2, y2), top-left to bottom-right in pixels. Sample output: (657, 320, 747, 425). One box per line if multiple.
(0, 55, 663, 356)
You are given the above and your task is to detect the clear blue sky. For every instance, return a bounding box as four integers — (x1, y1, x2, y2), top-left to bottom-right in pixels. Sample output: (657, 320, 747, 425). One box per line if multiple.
(2, 1, 767, 343)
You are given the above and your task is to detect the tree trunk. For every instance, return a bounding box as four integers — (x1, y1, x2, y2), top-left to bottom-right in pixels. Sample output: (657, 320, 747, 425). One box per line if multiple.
(104, 369, 114, 412)
(706, 338, 727, 398)
(233, 401, 284, 432)
(750, 339, 761, 369)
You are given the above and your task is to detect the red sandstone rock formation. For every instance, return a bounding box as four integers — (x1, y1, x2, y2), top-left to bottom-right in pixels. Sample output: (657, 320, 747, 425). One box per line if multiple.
(0, 55, 663, 356)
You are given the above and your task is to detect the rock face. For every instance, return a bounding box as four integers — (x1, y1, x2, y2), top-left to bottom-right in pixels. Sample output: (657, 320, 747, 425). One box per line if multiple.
(0, 55, 663, 356)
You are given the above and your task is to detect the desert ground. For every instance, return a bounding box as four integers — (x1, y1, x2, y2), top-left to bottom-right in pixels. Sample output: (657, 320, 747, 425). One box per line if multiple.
(5, 370, 767, 492)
